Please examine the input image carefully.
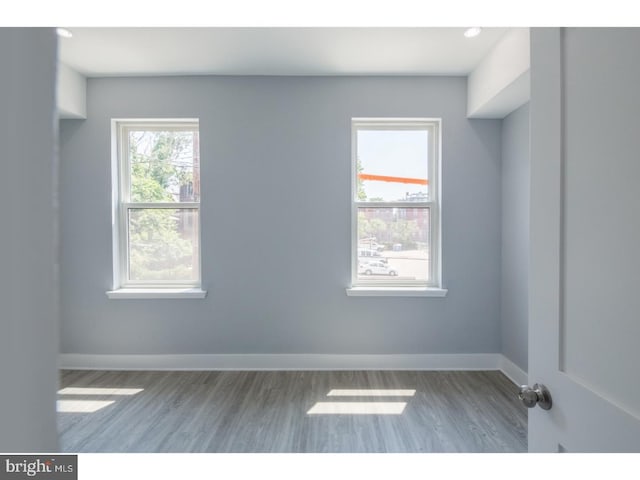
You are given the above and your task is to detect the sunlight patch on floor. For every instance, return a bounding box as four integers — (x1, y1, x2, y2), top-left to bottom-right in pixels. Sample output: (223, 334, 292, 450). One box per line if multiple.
(307, 402, 407, 415)
(57, 400, 116, 413)
(327, 389, 416, 397)
(58, 387, 144, 396)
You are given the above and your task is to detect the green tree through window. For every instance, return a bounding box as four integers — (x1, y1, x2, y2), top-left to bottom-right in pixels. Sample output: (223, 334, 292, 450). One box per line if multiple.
(125, 128, 200, 283)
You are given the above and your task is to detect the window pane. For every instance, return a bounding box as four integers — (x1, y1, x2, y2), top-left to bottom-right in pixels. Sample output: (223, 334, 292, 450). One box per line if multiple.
(128, 129, 200, 203)
(356, 129, 429, 202)
(357, 207, 430, 282)
(128, 208, 199, 282)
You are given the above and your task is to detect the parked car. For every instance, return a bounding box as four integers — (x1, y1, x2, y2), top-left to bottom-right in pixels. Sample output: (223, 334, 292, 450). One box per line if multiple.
(359, 243, 385, 252)
(358, 248, 381, 257)
(359, 238, 385, 251)
(363, 256, 388, 265)
(358, 261, 397, 276)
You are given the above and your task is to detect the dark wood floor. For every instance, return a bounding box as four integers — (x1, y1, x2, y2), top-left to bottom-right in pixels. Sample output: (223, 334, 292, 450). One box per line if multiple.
(57, 370, 527, 453)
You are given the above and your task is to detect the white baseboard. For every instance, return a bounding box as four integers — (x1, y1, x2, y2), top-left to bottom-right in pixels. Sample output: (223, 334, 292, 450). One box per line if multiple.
(59, 353, 526, 383)
(498, 356, 528, 386)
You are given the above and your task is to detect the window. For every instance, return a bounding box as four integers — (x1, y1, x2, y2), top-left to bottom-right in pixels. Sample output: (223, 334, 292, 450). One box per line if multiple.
(350, 118, 444, 295)
(109, 119, 204, 298)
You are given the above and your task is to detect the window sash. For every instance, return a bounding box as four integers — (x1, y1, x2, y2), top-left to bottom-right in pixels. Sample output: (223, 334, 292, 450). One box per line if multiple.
(120, 123, 199, 205)
(353, 205, 435, 288)
(119, 205, 201, 287)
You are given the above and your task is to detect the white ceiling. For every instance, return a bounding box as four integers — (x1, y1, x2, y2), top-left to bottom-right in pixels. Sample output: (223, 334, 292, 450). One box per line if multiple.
(58, 27, 509, 77)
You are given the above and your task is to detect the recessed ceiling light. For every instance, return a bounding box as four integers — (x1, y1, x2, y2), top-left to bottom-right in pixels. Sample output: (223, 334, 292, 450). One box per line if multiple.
(464, 27, 482, 38)
(56, 28, 73, 39)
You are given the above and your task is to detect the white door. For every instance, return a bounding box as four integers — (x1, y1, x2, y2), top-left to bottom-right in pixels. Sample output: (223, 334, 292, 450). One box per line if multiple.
(528, 27, 640, 452)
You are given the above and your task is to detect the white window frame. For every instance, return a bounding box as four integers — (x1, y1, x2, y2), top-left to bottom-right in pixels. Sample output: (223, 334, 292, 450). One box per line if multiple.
(348, 118, 446, 296)
(108, 118, 205, 298)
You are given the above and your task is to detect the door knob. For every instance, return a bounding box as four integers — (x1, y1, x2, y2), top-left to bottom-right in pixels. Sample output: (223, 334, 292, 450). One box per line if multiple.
(518, 383, 552, 410)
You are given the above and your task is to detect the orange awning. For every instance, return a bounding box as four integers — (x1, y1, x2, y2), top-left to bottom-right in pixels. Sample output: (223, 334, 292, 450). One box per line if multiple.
(358, 173, 428, 185)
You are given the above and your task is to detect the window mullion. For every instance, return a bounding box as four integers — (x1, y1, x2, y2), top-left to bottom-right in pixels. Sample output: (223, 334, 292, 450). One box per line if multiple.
(121, 125, 131, 203)
(123, 202, 200, 209)
(120, 202, 129, 288)
(355, 202, 431, 209)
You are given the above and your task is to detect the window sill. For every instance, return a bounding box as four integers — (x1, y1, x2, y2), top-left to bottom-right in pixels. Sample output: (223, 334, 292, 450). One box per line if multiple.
(106, 288, 208, 299)
(345, 287, 448, 297)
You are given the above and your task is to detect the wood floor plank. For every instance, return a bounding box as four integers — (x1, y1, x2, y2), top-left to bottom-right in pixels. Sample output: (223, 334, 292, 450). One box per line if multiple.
(57, 370, 527, 453)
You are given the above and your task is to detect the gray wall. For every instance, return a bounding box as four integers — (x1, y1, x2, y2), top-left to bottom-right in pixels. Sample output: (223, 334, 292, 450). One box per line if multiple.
(0, 28, 59, 451)
(500, 103, 530, 371)
(59, 75, 502, 356)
